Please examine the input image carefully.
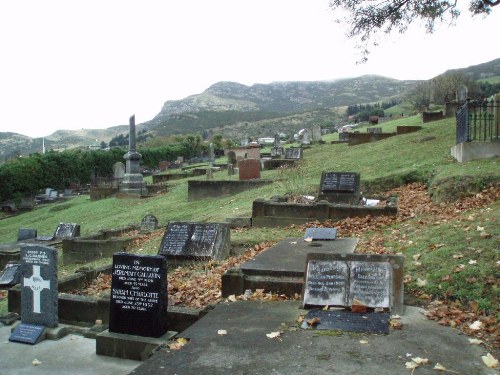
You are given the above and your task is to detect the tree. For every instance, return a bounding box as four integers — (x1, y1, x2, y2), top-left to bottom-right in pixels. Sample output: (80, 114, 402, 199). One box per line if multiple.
(329, 0, 499, 62)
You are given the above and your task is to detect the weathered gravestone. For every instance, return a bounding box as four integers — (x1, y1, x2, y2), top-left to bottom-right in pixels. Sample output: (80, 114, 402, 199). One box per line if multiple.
(108, 253, 167, 337)
(0, 261, 21, 288)
(227, 151, 237, 166)
(158, 222, 230, 261)
(140, 214, 159, 232)
(304, 228, 337, 241)
(284, 147, 303, 160)
(312, 125, 322, 142)
(300, 253, 404, 333)
(53, 223, 80, 239)
(339, 132, 350, 142)
(9, 245, 58, 344)
(113, 162, 126, 179)
(318, 171, 361, 204)
(271, 147, 284, 157)
(18, 228, 37, 241)
(238, 159, 261, 180)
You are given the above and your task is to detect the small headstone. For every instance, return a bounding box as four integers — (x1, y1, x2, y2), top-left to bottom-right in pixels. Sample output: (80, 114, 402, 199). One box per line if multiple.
(63, 189, 73, 196)
(158, 222, 230, 261)
(158, 161, 169, 171)
(339, 132, 349, 142)
(53, 223, 80, 239)
(0, 262, 21, 288)
(367, 127, 382, 134)
(284, 148, 303, 160)
(300, 129, 311, 145)
(18, 228, 37, 242)
(312, 125, 322, 142)
(49, 190, 58, 199)
(109, 253, 167, 338)
(113, 162, 126, 179)
(304, 228, 337, 241)
(303, 260, 349, 306)
(271, 147, 284, 157)
(19, 245, 58, 328)
(273, 133, 281, 147)
(227, 164, 235, 176)
(348, 262, 392, 308)
(238, 159, 261, 180)
(140, 214, 159, 232)
(241, 132, 249, 147)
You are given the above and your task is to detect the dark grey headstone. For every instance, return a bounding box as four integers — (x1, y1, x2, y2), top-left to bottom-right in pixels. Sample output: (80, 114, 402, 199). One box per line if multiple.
(304, 228, 337, 241)
(18, 228, 37, 241)
(284, 148, 303, 160)
(339, 132, 350, 142)
(271, 147, 284, 157)
(20, 245, 58, 328)
(53, 223, 80, 239)
(140, 214, 159, 232)
(109, 253, 167, 338)
(348, 261, 392, 308)
(320, 172, 359, 193)
(9, 323, 46, 344)
(0, 262, 21, 288)
(300, 309, 390, 334)
(158, 222, 230, 261)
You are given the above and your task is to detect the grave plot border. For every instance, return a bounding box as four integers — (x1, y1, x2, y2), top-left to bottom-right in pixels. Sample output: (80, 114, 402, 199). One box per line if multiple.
(188, 180, 272, 201)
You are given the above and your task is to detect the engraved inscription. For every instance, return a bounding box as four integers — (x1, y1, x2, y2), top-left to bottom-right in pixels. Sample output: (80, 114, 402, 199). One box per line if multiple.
(190, 224, 218, 256)
(303, 260, 348, 306)
(348, 262, 391, 308)
(159, 223, 191, 255)
(321, 172, 357, 192)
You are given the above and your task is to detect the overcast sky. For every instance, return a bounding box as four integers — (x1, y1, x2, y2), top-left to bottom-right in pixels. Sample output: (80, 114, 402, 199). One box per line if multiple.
(1, 1, 499, 138)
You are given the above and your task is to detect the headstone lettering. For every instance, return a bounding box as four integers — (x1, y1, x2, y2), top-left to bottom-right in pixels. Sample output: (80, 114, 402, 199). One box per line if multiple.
(53, 223, 80, 239)
(303, 260, 348, 306)
(109, 253, 167, 337)
(9, 323, 46, 345)
(348, 262, 391, 308)
(0, 262, 21, 288)
(140, 214, 159, 232)
(320, 172, 358, 192)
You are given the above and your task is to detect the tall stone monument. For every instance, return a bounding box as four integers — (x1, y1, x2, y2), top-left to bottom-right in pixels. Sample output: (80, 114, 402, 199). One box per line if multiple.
(120, 115, 147, 196)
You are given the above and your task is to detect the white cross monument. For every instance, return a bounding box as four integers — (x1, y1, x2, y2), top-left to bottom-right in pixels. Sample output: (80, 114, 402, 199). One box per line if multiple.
(23, 265, 50, 314)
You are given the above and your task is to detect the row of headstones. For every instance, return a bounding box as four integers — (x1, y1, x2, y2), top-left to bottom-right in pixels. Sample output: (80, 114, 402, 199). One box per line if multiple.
(18, 223, 81, 242)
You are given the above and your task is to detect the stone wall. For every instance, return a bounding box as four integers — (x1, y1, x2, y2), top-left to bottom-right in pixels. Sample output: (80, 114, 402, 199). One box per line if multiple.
(188, 180, 272, 201)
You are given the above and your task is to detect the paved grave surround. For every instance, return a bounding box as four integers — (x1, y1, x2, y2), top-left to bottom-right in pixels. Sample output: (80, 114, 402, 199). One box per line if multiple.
(158, 222, 230, 261)
(20, 245, 58, 328)
(302, 252, 404, 315)
(221, 237, 358, 298)
(108, 253, 167, 338)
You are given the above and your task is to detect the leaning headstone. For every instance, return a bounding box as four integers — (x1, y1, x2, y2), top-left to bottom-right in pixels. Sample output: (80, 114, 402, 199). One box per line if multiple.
(318, 171, 360, 204)
(108, 253, 167, 338)
(18, 228, 37, 242)
(140, 214, 159, 232)
(284, 147, 303, 160)
(0, 261, 21, 288)
(238, 159, 261, 180)
(158, 222, 230, 261)
(9, 245, 58, 345)
(53, 223, 80, 239)
(304, 228, 337, 241)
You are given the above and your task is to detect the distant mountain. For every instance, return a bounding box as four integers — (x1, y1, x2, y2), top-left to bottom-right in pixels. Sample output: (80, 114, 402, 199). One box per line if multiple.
(145, 75, 418, 136)
(439, 58, 500, 81)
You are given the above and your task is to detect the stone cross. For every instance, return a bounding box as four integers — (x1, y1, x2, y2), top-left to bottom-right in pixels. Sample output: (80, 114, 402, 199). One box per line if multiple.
(23, 265, 50, 314)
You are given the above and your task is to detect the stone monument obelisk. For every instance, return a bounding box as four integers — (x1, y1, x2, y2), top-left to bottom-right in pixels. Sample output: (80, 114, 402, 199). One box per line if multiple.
(120, 115, 147, 196)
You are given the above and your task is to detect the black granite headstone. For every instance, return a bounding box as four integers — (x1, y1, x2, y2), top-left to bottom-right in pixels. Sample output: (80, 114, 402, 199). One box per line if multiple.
(158, 222, 230, 261)
(9, 323, 46, 344)
(109, 253, 167, 338)
(18, 228, 37, 241)
(140, 214, 159, 232)
(300, 309, 390, 334)
(304, 228, 337, 241)
(320, 172, 359, 193)
(20, 245, 58, 328)
(53, 223, 80, 239)
(0, 262, 21, 288)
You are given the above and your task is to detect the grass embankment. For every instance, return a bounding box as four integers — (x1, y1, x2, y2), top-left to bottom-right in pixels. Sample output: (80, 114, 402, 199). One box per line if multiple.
(0, 115, 498, 320)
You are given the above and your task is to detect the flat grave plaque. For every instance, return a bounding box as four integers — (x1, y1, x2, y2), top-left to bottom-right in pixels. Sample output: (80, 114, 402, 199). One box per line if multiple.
(109, 253, 167, 338)
(304, 228, 337, 241)
(300, 309, 390, 334)
(303, 260, 348, 306)
(0, 262, 21, 288)
(320, 172, 359, 193)
(9, 323, 46, 344)
(53, 223, 80, 239)
(158, 223, 192, 256)
(190, 224, 219, 256)
(348, 261, 391, 308)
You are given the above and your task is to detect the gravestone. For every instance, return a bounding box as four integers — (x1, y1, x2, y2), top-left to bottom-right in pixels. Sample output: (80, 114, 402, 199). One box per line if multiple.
(18, 228, 37, 241)
(273, 133, 281, 147)
(227, 151, 237, 166)
(300, 129, 311, 145)
(339, 132, 350, 142)
(318, 171, 360, 204)
(19, 245, 58, 328)
(158, 222, 230, 261)
(304, 228, 337, 241)
(109, 253, 167, 338)
(0, 261, 21, 288)
(271, 147, 284, 157)
(367, 127, 382, 134)
(227, 164, 235, 176)
(53, 223, 80, 239)
(302, 253, 404, 315)
(284, 148, 303, 160)
(238, 159, 261, 180)
(312, 125, 322, 142)
(140, 214, 159, 232)
(120, 115, 148, 196)
(113, 162, 126, 179)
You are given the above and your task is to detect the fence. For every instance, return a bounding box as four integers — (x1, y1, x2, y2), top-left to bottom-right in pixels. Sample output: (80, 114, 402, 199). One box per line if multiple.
(456, 97, 500, 144)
